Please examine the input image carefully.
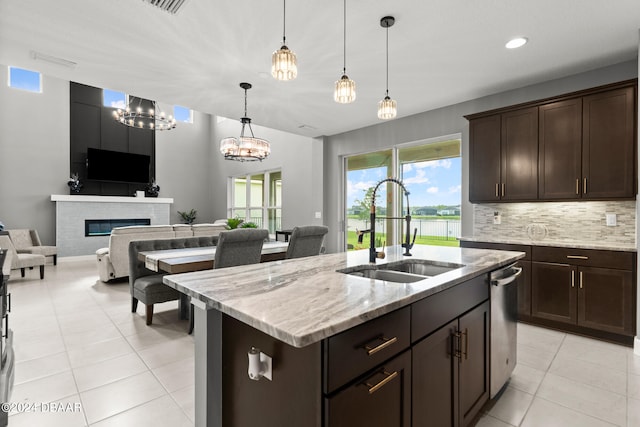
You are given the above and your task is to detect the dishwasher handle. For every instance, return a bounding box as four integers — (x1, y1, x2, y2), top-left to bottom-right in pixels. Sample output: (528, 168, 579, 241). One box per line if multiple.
(490, 265, 523, 287)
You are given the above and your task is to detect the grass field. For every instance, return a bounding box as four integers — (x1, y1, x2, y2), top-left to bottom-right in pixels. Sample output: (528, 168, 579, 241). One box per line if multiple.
(346, 230, 459, 250)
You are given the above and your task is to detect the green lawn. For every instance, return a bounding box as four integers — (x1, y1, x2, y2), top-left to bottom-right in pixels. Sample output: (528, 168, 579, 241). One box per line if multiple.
(346, 230, 459, 250)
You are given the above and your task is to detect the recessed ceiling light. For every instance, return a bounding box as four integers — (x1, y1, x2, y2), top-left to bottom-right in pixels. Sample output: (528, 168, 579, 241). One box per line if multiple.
(505, 37, 528, 49)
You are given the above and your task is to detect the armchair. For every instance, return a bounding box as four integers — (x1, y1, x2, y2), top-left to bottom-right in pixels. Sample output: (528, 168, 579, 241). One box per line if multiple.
(7, 229, 57, 265)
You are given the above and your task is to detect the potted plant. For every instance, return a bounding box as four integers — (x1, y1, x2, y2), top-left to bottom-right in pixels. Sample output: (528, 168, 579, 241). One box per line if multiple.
(239, 221, 258, 228)
(226, 217, 244, 229)
(178, 209, 197, 224)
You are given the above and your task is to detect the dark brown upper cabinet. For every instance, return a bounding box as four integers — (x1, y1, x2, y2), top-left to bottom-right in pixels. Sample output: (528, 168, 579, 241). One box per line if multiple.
(467, 80, 637, 203)
(468, 107, 538, 202)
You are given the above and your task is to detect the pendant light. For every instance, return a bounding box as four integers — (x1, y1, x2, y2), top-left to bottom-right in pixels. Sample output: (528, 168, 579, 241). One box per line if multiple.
(271, 0, 297, 81)
(378, 16, 397, 120)
(334, 0, 355, 103)
(219, 83, 271, 162)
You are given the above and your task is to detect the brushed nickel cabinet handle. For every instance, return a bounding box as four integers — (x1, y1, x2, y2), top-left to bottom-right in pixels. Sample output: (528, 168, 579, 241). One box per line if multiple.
(576, 178, 579, 195)
(583, 178, 587, 194)
(567, 255, 588, 260)
(462, 328, 468, 361)
(501, 183, 505, 197)
(364, 336, 398, 356)
(364, 370, 398, 394)
(495, 183, 499, 198)
(571, 270, 575, 288)
(452, 330, 462, 359)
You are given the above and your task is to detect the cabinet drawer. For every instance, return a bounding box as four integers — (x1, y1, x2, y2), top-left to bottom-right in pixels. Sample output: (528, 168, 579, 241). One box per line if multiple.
(411, 275, 489, 343)
(461, 241, 531, 260)
(532, 246, 634, 270)
(324, 307, 410, 394)
(324, 350, 411, 427)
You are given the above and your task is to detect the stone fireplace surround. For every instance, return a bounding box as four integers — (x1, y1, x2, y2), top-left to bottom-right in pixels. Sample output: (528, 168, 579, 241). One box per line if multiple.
(51, 195, 173, 257)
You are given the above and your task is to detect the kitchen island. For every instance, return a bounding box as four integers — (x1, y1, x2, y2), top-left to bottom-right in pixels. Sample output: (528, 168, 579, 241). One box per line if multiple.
(163, 245, 524, 427)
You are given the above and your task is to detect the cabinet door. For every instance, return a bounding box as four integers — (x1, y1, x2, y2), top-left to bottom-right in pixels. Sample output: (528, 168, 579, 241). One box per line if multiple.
(516, 260, 532, 318)
(501, 107, 539, 200)
(459, 301, 490, 427)
(582, 87, 636, 199)
(578, 266, 634, 336)
(531, 262, 576, 324)
(325, 350, 411, 427)
(412, 320, 458, 427)
(538, 98, 582, 199)
(469, 115, 501, 202)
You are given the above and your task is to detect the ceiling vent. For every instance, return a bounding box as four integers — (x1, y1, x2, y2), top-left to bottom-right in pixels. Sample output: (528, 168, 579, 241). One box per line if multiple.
(142, 0, 189, 14)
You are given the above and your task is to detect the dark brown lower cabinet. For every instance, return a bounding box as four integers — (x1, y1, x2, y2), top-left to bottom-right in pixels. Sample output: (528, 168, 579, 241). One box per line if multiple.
(413, 300, 490, 427)
(325, 350, 411, 427)
(531, 261, 634, 336)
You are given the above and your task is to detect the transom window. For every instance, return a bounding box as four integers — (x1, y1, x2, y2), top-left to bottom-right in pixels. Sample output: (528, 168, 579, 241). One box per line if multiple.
(8, 66, 42, 93)
(174, 105, 193, 123)
(103, 89, 127, 108)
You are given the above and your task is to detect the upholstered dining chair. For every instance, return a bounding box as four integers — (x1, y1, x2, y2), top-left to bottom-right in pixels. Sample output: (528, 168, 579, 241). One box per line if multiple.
(188, 228, 269, 333)
(285, 225, 329, 259)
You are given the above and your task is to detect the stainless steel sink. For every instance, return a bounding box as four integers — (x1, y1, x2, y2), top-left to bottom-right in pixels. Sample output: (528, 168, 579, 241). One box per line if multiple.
(338, 260, 465, 284)
(382, 260, 464, 277)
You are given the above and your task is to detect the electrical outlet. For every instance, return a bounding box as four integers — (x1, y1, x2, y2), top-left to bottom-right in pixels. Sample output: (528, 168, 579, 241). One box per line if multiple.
(315, 211, 322, 219)
(606, 213, 617, 227)
(493, 212, 501, 225)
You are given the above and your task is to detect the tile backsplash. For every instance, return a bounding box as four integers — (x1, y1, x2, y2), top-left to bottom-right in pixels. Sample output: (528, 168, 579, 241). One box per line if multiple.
(473, 201, 636, 245)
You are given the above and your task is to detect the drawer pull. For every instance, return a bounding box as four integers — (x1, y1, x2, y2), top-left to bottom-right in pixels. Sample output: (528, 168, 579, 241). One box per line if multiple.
(364, 370, 398, 394)
(566, 255, 588, 260)
(364, 336, 398, 356)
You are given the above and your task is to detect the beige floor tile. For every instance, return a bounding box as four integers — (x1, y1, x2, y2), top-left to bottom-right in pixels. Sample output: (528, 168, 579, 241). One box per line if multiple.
(137, 336, 194, 369)
(10, 371, 78, 412)
(73, 352, 148, 392)
(171, 385, 195, 423)
(549, 354, 627, 395)
(537, 372, 627, 426)
(521, 397, 618, 427)
(476, 413, 515, 427)
(629, 397, 640, 427)
(508, 363, 545, 395)
(556, 336, 628, 373)
(629, 372, 640, 400)
(517, 323, 566, 354)
(152, 357, 195, 393)
(125, 325, 189, 351)
(79, 371, 166, 424)
(14, 333, 66, 363)
(630, 352, 640, 376)
(487, 386, 534, 426)
(517, 343, 557, 371)
(66, 337, 134, 369)
(6, 394, 87, 427)
(90, 395, 192, 427)
(14, 351, 71, 385)
(61, 324, 123, 348)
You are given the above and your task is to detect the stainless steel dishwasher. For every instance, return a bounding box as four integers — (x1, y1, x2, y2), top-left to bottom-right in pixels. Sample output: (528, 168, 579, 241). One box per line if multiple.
(490, 262, 522, 398)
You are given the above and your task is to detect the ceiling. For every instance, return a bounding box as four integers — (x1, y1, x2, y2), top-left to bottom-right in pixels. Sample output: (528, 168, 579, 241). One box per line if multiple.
(1, 0, 639, 138)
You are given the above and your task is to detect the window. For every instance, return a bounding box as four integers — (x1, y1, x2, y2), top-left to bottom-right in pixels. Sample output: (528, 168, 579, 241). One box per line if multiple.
(103, 89, 127, 108)
(8, 66, 41, 93)
(228, 170, 282, 234)
(344, 137, 461, 250)
(174, 105, 193, 123)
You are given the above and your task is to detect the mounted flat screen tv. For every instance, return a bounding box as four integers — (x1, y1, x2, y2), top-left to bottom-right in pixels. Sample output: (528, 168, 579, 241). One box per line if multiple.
(86, 148, 150, 184)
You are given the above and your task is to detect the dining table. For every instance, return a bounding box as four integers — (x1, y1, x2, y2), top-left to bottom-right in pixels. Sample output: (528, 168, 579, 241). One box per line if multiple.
(138, 240, 289, 274)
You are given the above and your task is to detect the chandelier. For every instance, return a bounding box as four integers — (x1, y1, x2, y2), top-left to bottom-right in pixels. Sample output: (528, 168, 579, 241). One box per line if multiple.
(378, 16, 397, 120)
(271, 0, 297, 81)
(334, 0, 355, 103)
(220, 83, 271, 162)
(113, 97, 177, 130)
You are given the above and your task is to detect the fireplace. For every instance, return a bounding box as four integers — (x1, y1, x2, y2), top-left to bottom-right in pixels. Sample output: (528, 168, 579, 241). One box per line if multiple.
(85, 218, 151, 237)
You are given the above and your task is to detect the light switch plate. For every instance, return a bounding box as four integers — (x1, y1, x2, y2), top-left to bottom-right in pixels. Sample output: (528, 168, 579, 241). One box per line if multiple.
(606, 213, 617, 226)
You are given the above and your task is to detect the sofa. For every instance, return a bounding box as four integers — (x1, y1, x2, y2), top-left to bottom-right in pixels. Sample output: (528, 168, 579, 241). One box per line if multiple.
(96, 223, 227, 281)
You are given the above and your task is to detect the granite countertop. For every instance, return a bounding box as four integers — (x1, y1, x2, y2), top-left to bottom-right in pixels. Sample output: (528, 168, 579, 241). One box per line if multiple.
(163, 245, 524, 348)
(459, 236, 637, 252)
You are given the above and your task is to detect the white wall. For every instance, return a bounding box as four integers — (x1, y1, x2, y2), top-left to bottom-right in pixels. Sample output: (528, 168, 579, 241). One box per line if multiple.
(323, 60, 638, 254)
(0, 65, 69, 245)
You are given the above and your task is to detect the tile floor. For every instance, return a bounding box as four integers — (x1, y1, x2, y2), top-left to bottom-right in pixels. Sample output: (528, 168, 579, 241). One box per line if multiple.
(5, 258, 640, 426)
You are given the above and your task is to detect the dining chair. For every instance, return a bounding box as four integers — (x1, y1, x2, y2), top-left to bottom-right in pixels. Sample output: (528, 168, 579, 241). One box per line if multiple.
(188, 228, 269, 333)
(285, 225, 329, 259)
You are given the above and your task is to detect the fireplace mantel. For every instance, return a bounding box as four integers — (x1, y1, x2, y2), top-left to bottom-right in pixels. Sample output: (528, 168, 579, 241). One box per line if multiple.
(51, 195, 174, 204)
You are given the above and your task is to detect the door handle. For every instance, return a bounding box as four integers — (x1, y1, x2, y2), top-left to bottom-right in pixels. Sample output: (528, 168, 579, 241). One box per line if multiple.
(583, 178, 587, 194)
(462, 328, 468, 361)
(571, 270, 575, 288)
(495, 183, 499, 198)
(501, 183, 505, 197)
(575, 178, 579, 195)
(452, 330, 462, 359)
(579, 271, 583, 289)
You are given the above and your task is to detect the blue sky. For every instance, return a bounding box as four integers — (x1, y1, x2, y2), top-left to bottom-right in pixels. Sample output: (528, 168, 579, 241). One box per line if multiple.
(347, 157, 461, 208)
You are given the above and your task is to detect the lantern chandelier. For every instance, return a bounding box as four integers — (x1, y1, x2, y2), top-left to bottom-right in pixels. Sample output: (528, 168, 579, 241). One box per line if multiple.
(113, 97, 177, 131)
(220, 83, 271, 162)
(378, 16, 397, 120)
(271, 0, 297, 81)
(334, 0, 355, 103)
